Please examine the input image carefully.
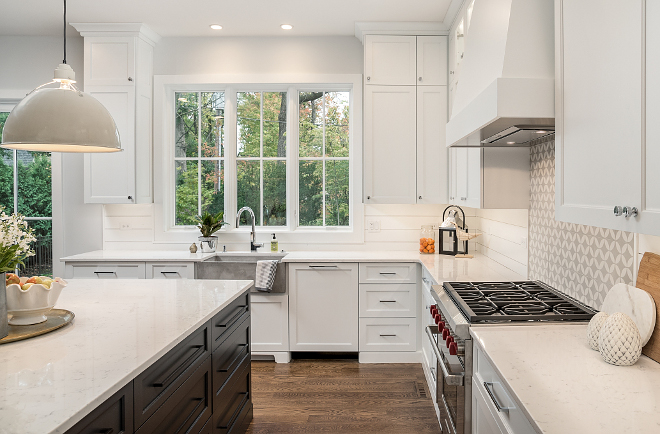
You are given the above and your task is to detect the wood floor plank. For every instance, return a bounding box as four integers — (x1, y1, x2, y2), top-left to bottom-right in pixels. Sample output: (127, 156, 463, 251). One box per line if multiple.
(246, 359, 440, 434)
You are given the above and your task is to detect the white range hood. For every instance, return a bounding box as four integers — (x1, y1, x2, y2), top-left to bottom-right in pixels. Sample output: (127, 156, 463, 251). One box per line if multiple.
(447, 0, 555, 147)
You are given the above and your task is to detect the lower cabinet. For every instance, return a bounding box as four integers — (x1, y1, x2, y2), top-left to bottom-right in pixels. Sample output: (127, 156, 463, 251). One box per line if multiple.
(64, 261, 194, 279)
(250, 293, 289, 353)
(66, 291, 252, 434)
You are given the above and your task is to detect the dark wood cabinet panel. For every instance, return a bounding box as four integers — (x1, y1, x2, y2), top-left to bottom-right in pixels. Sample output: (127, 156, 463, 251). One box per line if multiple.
(134, 321, 210, 428)
(136, 356, 212, 434)
(211, 293, 249, 350)
(66, 382, 134, 434)
(211, 356, 251, 434)
(199, 416, 213, 434)
(212, 315, 250, 395)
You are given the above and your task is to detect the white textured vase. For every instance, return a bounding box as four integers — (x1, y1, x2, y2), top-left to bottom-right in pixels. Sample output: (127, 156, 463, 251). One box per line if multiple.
(598, 312, 643, 366)
(587, 312, 609, 351)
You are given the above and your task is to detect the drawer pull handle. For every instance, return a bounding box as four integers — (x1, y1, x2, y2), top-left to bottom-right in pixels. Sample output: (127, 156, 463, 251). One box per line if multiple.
(218, 393, 249, 429)
(484, 381, 514, 412)
(99, 429, 114, 434)
(308, 265, 339, 268)
(217, 345, 249, 372)
(215, 306, 248, 328)
(160, 271, 179, 274)
(379, 272, 397, 275)
(93, 271, 116, 275)
(379, 334, 397, 337)
(379, 300, 397, 303)
(176, 398, 205, 433)
(152, 345, 205, 387)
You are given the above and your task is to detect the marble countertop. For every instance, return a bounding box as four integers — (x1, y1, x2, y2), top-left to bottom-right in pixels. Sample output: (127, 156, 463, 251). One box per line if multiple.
(0, 279, 253, 434)
(470, 324, 660, 434)
(60, 249, 216, 262)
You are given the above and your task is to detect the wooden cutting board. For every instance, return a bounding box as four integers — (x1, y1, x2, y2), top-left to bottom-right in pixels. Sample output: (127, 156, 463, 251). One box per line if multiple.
(637, 252, 660, 363)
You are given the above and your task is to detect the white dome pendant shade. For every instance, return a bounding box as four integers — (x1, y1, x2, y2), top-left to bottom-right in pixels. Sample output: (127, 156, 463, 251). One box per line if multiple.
(1, 64, 121, 153)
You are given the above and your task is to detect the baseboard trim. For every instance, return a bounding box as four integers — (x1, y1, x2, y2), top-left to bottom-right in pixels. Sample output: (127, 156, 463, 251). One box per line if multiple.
(251, 352, 291, 363)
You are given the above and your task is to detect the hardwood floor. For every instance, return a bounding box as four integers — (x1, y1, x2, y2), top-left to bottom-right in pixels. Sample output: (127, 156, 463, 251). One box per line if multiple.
(246, 359, 441, 433)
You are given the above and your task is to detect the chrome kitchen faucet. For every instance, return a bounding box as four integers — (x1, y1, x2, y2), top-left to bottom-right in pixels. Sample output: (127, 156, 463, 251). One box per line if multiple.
(236, 207, 264, 252)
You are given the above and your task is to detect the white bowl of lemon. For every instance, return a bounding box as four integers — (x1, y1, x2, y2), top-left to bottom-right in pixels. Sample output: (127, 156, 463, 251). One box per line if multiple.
(5, 275, 68, 325)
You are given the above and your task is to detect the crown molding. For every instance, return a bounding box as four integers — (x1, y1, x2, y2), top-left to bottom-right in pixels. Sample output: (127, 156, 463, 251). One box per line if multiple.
(354, 21, 449, 43)
(70, 23, 161, 46)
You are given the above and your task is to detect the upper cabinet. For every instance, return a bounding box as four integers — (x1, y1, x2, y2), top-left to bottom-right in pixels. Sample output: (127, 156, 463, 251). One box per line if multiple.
(72, 23, 159, 204)
(555, 0, 660, 235)
(363, 35, 448, 204)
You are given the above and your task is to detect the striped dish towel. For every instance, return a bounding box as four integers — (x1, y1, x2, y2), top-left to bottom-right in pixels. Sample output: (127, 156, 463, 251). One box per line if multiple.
(255, 260, 279, 292)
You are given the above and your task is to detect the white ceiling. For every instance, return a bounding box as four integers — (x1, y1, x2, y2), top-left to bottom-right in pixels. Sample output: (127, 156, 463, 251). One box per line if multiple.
(0, 0, 455, 37)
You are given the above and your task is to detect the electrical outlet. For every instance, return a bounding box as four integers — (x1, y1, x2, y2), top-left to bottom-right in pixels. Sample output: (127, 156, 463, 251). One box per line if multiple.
(521, 236, 528, 248)
(367, 220, 380, 233)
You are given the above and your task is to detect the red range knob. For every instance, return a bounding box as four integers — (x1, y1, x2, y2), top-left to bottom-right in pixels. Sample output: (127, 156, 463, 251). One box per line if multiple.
(442, 329, 450, 340)
(437, 321, 445, 331)
(430, 306, 437, 315)
(433, 314, 441, 324)
(449, 342, 458, 356)
(446, 336, 454, 348)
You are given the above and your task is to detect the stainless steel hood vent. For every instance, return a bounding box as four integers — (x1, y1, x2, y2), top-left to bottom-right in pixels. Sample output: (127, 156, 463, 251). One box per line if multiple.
(446, 0, 555, 148)
(482, 125, 555, 146)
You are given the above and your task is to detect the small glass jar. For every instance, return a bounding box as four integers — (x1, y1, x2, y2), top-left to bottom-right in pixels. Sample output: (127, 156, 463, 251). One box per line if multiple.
(420, 225, 436, 254)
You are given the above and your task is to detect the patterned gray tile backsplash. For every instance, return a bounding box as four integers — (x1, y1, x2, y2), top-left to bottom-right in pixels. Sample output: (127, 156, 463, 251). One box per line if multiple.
(528, 138, 635, 310)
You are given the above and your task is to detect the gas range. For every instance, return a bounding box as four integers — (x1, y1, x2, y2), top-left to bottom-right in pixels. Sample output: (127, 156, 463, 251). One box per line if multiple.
(425, 280, 596, 434)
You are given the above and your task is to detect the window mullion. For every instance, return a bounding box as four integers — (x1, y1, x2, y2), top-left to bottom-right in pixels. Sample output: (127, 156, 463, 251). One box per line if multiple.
(225, 88, 237, 228)
(289, 87, 298, 230)
(322, 92, 326, 227)
(197, 92, 202, 216)
(260, 93, 264, 226)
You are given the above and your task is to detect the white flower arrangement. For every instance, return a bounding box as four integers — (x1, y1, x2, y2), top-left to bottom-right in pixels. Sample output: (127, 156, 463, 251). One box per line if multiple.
(0, 207, 37, 273)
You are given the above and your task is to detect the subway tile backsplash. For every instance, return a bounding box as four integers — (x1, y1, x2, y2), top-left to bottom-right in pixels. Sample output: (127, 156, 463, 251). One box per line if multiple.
(528, 138, 635, 309)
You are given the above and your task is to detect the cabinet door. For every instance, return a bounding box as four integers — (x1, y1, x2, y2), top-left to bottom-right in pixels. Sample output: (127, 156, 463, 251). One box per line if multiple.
(642, 2, 660, 235)
(364, 85, 417, 204)
(416, 86, 448, 204)
(448, 147, 458, 204)
(84, 85, 136, 204)
(416, 36, 447, 86)
(472, 383, 508, 434)
(455, 148, 468, 203)
(84, 38, 136, 87)
(364, 35, 417, 85)
(289, 263, 358, 351)
(556, 0, 642, 231)
(250, 293, 289, 352)
(464, 147, 482, 208)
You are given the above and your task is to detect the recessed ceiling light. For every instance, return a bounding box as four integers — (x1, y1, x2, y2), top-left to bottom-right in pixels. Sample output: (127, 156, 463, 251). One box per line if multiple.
(281, 24, 293, 30)
(536, 130, 547, 134)
(506, 141, 516, 145)
(210, 24, 222, 30)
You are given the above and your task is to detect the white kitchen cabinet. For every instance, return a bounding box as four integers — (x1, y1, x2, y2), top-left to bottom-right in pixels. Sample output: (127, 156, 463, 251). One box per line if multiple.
(73, 24, 158, 204)
(417, 85, 448, 204)
(364, 85, 417, 204)
(250, 293, 290, 362)
(364, 35, 417, 85)
(359, 317, 416, 352)
(288, 263, 359, 352)
(555, 0, 660, 235)
(146, 262, 194, 279)
(65, 262, 146, 279)
(473, 382, 508, 434)
(359, 262, 417, 284)
(359, 283, 417, 318)
(416, 36, 448, 85)
(449, 148, 530, 209)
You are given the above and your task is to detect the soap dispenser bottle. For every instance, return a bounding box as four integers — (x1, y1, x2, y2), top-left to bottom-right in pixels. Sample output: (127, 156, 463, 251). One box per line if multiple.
(271, 233, 278, 252)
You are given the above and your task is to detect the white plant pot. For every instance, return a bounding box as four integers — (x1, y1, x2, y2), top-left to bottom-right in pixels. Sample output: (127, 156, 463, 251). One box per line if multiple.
(6, 277, 67, 325)
(198, 236, 218, 253)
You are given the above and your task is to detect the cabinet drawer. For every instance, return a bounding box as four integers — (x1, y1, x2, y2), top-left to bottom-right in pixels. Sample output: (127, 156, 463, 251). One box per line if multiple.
(359, 263, 417, 284)
(134, 322, 210, 428)
(359, 283, 417, 318)
(66, 262, 146, 279)
(474, 345, 537, 434)
(136, 356, 212, 434)
(359, 317, 416, 352)
(227, 400, 253, 434)
(199, 416, 213, 434)
(66, 382, 133, 434)
(213, 315, 250, 395)
(212, 354, 251, 433)
(147, 262, 194, 279)
(212, 293, 249, 350)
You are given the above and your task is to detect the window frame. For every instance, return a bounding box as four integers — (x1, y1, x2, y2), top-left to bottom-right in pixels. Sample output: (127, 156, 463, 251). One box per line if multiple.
(153, 74, 364, 245)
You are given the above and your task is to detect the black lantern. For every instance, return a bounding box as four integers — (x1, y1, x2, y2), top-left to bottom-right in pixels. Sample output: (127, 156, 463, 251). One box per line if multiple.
(438, 206, 469, 256)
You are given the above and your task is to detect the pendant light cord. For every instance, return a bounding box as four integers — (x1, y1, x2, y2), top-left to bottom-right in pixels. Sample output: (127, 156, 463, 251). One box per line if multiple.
(62, 0, 67, 64)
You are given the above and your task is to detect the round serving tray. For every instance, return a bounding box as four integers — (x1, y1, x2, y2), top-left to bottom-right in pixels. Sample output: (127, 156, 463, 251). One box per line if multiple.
(0, 309, 75, 345)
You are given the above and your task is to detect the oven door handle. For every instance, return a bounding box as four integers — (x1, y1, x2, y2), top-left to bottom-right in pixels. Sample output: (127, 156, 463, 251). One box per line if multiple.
(426, 326, 464, 386)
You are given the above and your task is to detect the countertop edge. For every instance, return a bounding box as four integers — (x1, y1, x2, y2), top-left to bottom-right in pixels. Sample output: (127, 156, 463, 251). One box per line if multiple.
(51, 282, 252, 434)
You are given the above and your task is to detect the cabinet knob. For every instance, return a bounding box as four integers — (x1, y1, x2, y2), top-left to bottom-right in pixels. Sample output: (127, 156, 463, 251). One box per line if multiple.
(128, 195, 133, 200)
(367, 195, 371, 200)
(613, 206, 623, 216)
(623, 206, 638, 218)
(450, 71, 454, 75)
(366, 76, 371, 81)
(128, 77, 133, 82)
(419, 77, 422, 82)
(461, 197, 466, 201)
(419, 195, 422, 199)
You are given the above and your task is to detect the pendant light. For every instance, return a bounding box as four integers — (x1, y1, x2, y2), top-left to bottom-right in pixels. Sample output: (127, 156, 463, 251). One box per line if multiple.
(0, 0, 121, 153)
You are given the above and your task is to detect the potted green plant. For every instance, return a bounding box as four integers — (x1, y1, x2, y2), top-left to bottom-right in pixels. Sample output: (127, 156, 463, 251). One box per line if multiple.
(0, 208, 36, 338)
(195, 211, 227, 253)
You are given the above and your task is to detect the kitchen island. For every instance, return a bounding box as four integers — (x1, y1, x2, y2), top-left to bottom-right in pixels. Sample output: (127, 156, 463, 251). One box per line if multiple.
(0, 278, 253, 434)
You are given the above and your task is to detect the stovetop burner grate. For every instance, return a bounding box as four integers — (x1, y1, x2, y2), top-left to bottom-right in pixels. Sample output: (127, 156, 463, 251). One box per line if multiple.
(442, 280, 596, 323)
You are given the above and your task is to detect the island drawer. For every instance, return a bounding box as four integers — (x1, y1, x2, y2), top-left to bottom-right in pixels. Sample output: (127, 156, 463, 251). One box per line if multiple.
(136, 356, 212, 434)
(212, 355, 251, 434)
(212, 293, 249, 350)
(147, 262, 195, 279)
(66, 382, 134, 434)
(134, 321, 211, 428)
(65, 262, 146, 279)
(359, 263, 417, 284)
(213, 315, 250, 394)
(359, 283, 417, 317)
